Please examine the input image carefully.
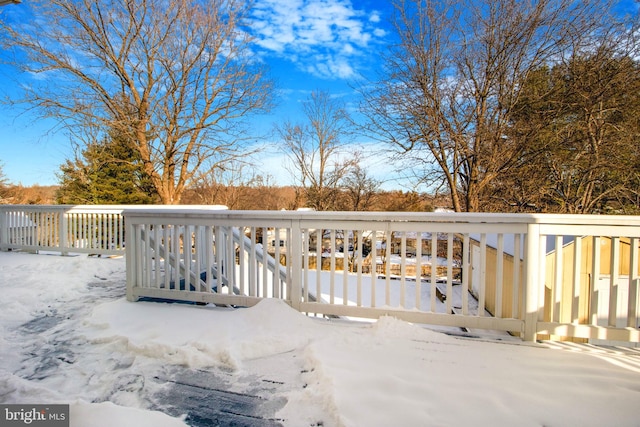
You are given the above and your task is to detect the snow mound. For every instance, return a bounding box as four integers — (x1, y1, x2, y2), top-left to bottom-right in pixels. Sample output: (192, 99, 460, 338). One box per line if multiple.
(83, 298, 321, 370)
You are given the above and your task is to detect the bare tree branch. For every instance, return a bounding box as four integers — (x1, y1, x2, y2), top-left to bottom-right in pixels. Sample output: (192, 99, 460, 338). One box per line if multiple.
(276, 90, 354, 211)
(358, 0, 611, 211)
(1, 0, 274, 203)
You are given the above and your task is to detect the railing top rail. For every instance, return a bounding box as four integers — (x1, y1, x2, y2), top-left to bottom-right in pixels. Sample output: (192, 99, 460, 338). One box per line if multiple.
(0, 204, 128, 212)
(3, 205, 639, 228)
(65, 205, 227, 215)
(0, 204, 228, 215)
(121, 209, 640, 227)
(0, 204, 71, 212)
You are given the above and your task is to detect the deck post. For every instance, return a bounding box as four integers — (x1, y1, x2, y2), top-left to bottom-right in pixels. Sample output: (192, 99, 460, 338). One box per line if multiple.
(523, 222, 541, 341)
(59, 207, 69, 256)
(0, 209, 7, 251)
(125, 216, 139, 302)
(288, 218, 302, 311)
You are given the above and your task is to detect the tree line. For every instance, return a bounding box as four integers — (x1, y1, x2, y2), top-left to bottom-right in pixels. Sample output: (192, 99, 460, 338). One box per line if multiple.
(0, 161, 440, 211)
(1, 0, 638, 213)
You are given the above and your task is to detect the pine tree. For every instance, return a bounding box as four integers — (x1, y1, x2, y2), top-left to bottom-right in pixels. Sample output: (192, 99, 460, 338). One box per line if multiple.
(56, 134, 157, 205)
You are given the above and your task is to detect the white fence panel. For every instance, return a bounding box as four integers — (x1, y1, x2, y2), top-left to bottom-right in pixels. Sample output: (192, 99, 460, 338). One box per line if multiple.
(125, 210, 534, 336)
(0, 205, 127, 255)
(535, 221, 640, 343)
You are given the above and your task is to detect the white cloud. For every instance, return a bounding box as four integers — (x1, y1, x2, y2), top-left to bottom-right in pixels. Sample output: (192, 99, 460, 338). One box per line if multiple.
(373, 28, 387, 38)
(306, 53, 355, 79)
(251, 0, 387, 79)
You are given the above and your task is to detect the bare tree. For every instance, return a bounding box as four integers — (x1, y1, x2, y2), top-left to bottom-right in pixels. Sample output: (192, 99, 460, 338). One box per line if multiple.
(277, 90, 355, 211)
(1, 0, 273, 204)
(358, 0, 609, 211)
(0, 162, 9, 203)
(189, 159, 267, 209)
(339, 152, 381, 211)
(0, 162, 7, 187)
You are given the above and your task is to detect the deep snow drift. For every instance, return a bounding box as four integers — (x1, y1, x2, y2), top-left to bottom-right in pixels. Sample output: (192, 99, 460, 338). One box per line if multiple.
(1, 251, 639, 426)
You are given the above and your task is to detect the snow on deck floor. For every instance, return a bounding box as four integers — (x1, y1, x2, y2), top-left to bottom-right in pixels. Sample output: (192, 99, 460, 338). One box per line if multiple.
(0, 251, 639, 427)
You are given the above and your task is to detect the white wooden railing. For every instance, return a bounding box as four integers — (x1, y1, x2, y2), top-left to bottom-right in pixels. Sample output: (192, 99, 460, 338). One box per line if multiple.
(0, 204, 228, 255)
(0, 205, 127, 255)
(123, 209, 640, 343)
(2, 205, 638, 343)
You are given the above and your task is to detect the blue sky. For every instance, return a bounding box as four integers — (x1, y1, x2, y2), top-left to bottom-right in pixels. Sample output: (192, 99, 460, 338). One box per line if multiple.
(1, 0, 638, 189)
(0, 0, 395, 188)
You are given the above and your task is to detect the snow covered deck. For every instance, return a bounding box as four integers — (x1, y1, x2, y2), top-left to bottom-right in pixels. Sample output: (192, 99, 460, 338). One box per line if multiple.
(1, 251, 639, 426)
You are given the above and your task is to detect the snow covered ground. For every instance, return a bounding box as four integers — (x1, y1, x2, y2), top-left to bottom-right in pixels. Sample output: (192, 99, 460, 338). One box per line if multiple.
(1, 251, 639, 426)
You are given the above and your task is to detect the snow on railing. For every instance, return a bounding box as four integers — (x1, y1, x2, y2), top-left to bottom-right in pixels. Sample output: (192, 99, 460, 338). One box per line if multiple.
(123, 209, 640, 343)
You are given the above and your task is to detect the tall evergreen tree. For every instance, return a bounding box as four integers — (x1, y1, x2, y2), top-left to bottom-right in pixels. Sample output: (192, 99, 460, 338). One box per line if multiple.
(57, 134, 157, 205)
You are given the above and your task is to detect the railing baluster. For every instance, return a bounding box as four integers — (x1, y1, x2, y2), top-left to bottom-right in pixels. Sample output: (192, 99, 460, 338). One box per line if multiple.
(538, 233, 547, 324)
(95, 213, 100, 250)
(343, 229, 349, 306)
(415, 232, 422, 311)
(135, 224, 143, 288)
(553, 235, 563, 323)
(400, 231, 406, 308)
(571, 236, 582, 324)
(286, 227, 292, 301)
(430, 232, 437, 312)
(370, 229, 377, 308)
(462, 234, 470, 316)
(329, 229, 336, 304)
(195, 225, 203, 292)
(186, 225, 193, 292)
(249, 227, 257, 297)
(274, 227, 281, 298)
(494, 234, 504, 318)
(628, 238, 639, 328)
(608, 236, 620, 327)
(384, 229, 391, 306)
(238, 227, 245, 296)
(590, 236, 601, 326)
(226, 226, 235, 295)
(119, 213, 124, 251)
(144, 224, 152, 287)
(163, 225, 170, 289)
(356, 229, 363, 307)
(478, 234, 487, 317)
(303, 228, 309, 303)
(512, 234, 521, 319)
(206, 225, 213, 293)
(154, 225, 161, 288)
(446, 233, 454, 315)
(356, 230, 364, 307)
(316, 228, 322, 303)
(262, 227, 269, 298)
(172, 224, 180, 290)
